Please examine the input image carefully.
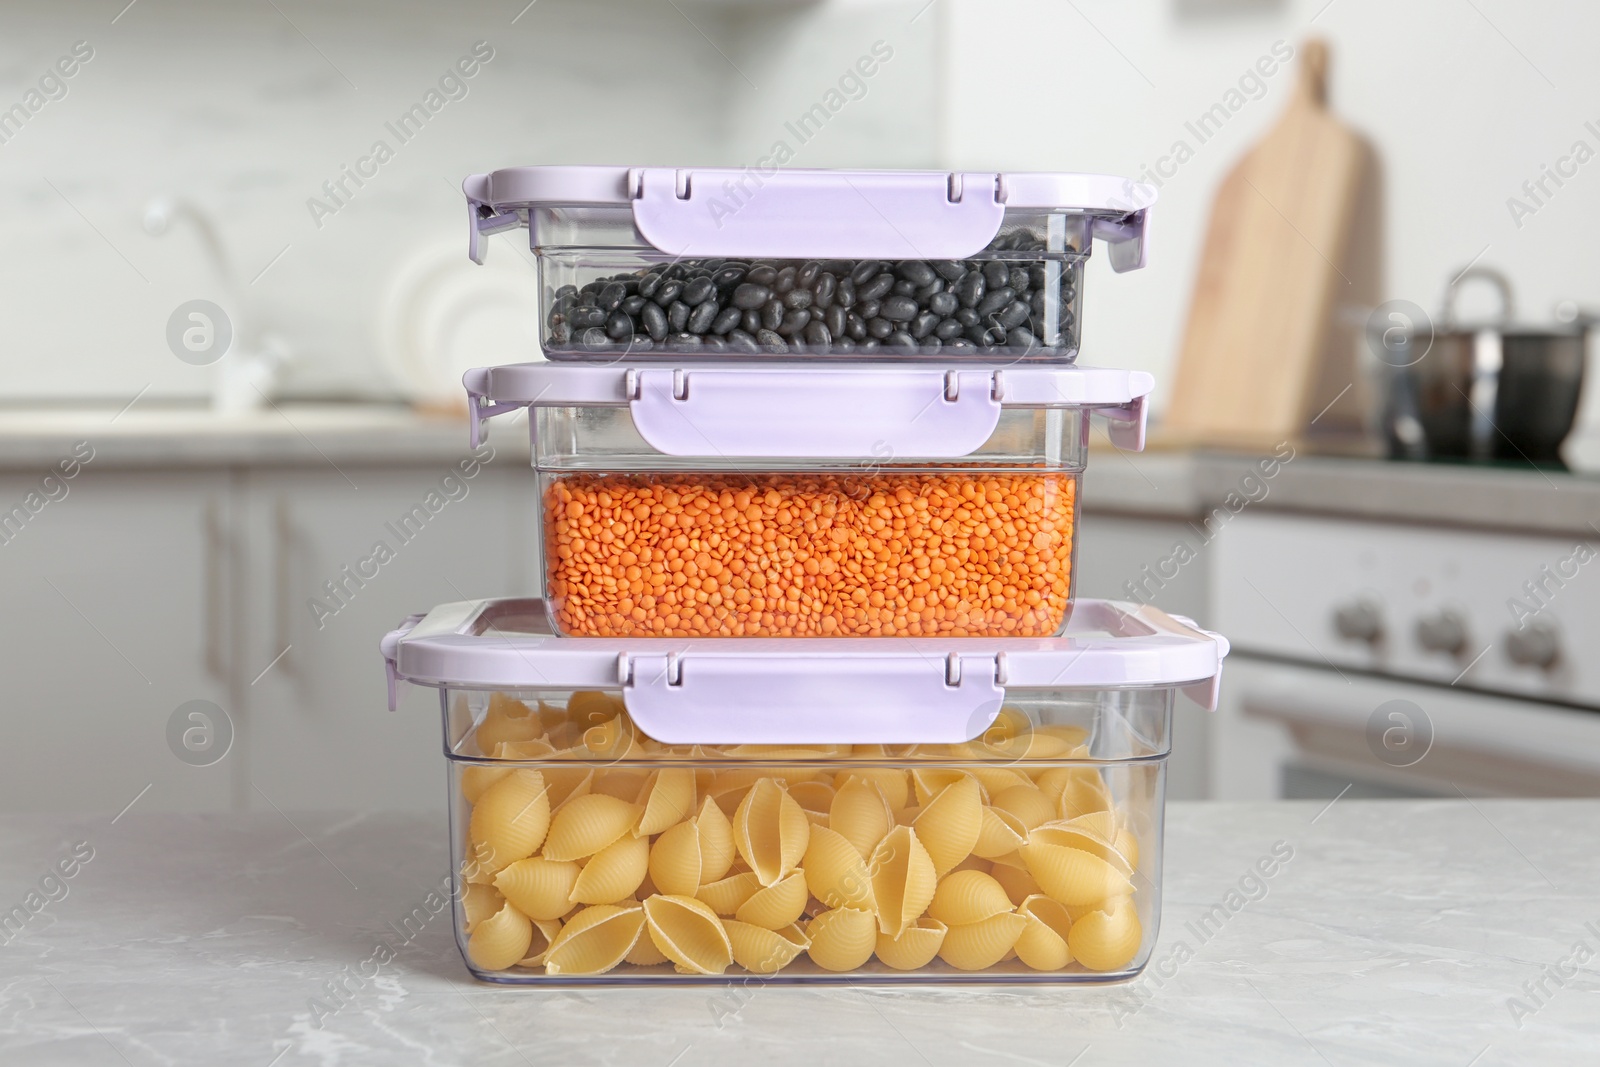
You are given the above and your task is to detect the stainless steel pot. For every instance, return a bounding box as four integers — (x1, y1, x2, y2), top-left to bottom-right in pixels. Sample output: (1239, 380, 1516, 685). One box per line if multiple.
(1373, 267, 1589, 465)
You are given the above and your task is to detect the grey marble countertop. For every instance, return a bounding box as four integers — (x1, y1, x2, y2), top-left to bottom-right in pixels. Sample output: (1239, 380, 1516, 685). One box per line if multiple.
(3, 800, 1595, 1066)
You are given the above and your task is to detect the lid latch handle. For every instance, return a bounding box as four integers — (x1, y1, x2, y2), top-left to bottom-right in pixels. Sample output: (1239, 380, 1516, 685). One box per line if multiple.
(380, 613, 427, 712)
(463, 174, 523, 265)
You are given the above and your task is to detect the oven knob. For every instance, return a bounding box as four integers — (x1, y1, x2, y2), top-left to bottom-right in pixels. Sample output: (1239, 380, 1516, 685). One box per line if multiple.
(1415, 609, 1468, 656)
(1505, 619, 1560, 669)
(1333, 598, 1383, 643)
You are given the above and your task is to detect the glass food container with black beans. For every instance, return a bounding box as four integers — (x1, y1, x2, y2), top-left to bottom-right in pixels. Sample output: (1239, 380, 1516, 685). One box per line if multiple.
(463, 167, 1154, 362)
(465, 360, 1152, 639)
(380, 596, 1228, 984)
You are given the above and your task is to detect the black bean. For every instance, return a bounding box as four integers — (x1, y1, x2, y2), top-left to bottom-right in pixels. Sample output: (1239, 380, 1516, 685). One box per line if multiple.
(668, 300, 691, 332)
(605, 311, 634, 340)
(1029, 290, 1046, 317)
(955, 307, 979, 327)
(727, 329, 760, 352)
(597, 282, 626, 312)
(1007, 327, 1037, 349)
(774, 266, 797, 294)
(683, 277, 715, 306)
(911, 311, 939, 339)
(622, 337, 652, 352)
(641, 302, 668, 341)
(836, 277, 856, 308)
(858, 299, 881, 321)
(1058, 308, 1075, 329)
(783, 289, 814, 310)
(568, 306, 606, 329)
(711, 306, 742, 335)
(833, 339, 856, 354)
(860, 339, 879, 351)
(965, 324, 997, 346)
(580, 327, 610, 347)
(746, 265, 778, 286)
(892, 279, 917, 297)
(638, 273, 662, 299)
(653, 280, 683, 307)
(741, 309, 761, 334)
(1029, 265, 1048, 290)
(977, 287, 1015, 318)
(934, 318, 963, 341)
(859, 272, 895, 301)
(813, 272, 836, 307)
(882, 295, 918, 322)
(667, 332, 702, 346)
(850, 260, 884, 284)
(713, 265, 748, 289)
(933, 260, 967, 282)
(552, 293, 577, 317)
(982, 261, 1010, 289)
(755, 329, 788, 351)
(803, 321, 832, 346)
(825, 305, 847, 338)
(898, 260, 937, 286)
(688, 300, 719, 334)
(915, 280, 945, 303)
(777, 308, 811, 336)
(549, 322, 571, 345)
(929, 292, 959, 317)
(621, 295, 646, 316)
(554, 284, 579, 300)
(797, 261, 821, 288)
(702, 336, 729, 352)
(1008, 267, 1031, 293)
(761, 299, 785, 331)
(947, 337, 975, 350)
(662, 263, 687, 280)
(995, 299, 1029, 330)
(846, 313, 868, 341)
(733, 283, 770, 309)
(956, 272, 985, 308)
(887, 330, 916, 350)
(868, 317, 894, 339)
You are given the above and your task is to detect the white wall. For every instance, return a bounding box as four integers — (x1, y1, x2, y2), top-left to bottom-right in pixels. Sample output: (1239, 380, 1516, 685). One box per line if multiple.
(941, 0, 1600, 415)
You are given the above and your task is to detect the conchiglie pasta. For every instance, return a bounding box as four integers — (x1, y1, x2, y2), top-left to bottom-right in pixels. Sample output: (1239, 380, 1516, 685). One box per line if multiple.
(911, 768, 973, 807)
(643, 895, 732, 975)
(1014, 895, 1074, 971)
(725, 920, 809, 974)
(928, 870, 1013, 926)
(495, 856, 581, 921)
(694, 796, 737, 883)
(542, 794, 641, 863)
(991, 785, 1056, 831)
(566, 689, 624, 728)
(830, 776, 894, 860)
(469, 769, 550, 873)
(841, 767, 910, 812)
(517, 919, 563, 968)
(805, 907, 877, 972)
(648, 819, 704, 898)
(544, 766, 594, 811)
(734, 869, 808, 930)
(591, 768, 651, 802)
(787, 779, 836, 818)
(467, 901, 534, 971)
(938, 912, 1029, 971)
(1057, 770, 1115, 820)
(973, 806, 1029, 860)
(870, 825, 938, 938)
(635, 768, 698, 836)
(802, 825, 876, 911)
(461, 882, 504, 932)
(1067, 895, 1143, 972)
(696, 871, 762, 916)
(569, 833, 649, 904)
(989, 861, 1044, 905)
(1021, 842, 1133, 906)
(913, 776, 982, 876)
(475, 693, 542, 752)
(1028, 823, 1133, 876)
(544, 904, 646, 976)
(460, 763, 513, 805)
(624, 929, 670, 967)
(874, 917, 947, 971)
(733, 779, 810, 887)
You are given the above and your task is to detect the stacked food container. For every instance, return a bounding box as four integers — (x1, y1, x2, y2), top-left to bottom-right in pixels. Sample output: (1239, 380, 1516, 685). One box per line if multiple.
(381, 166, 1229, 984)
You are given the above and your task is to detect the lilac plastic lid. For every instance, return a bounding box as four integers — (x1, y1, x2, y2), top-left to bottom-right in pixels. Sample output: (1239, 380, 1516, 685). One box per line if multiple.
(462, 166, 1155, 269)
(381, 598, 1228, 745)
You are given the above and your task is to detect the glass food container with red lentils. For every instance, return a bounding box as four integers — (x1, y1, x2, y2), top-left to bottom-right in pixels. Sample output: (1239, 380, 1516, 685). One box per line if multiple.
(465, 361, 1152, 639)
(381, 596, 1228, 984)
(463, 166, 1154, 362)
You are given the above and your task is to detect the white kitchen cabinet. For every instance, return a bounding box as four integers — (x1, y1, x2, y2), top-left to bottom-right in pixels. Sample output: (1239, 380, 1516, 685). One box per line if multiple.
(238, 460, 531, 814)
(0, 470, 237, 814)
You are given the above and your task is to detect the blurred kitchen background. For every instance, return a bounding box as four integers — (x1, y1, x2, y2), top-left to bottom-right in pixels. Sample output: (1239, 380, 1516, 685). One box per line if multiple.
(3, 0, 1598, 814)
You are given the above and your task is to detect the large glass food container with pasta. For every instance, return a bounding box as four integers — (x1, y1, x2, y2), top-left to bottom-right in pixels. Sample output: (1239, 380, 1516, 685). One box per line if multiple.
(465, 361, 1153, 639)
(462, 166, 1154, 362)
(381, 596, 1228, 984)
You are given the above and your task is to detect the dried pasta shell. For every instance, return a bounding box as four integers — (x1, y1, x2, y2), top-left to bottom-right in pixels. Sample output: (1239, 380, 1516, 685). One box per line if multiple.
(874, 917, 947, 971)
(469, 769, 550, 873)
(1014, 895, 1074, 971)
(938, 912, 1029, 971)
(648, 819, 704, 897)
(841, 767, 910, 812)
(541, 795, 641, 863)
(544, 903, 645, 976)
(802, 825, 876, 912)
(725, 920, 809, 974)
(536, 699, 568, 733)
(592, 768, 651, 802)
(913, 776, 982, 876)
(1020, 842, 1133, 906)
(461, 882, 504, 932)
(973, 806, 1029, 859)
(643, 895, 732, 975)
(544, 766, 593, 811)
(1115, 828, 1140, 869)
(1035, 723, 1090, 746)
(967, 766, 1034, 797)
(928, 870, 1013, 926)
(1028, 823, 1134, 877)
(635, 768, 698, 836)
(460, 763, 512, 805)
(467, 900, 534, 971)
(989, 861, 1043, 905)
(991, 785, 1056, 830)
(495, 856, 581, 921)
(691, 796, 737, 883)
(624, 928, 670, 967)
(495, 738, 558, 761)
(697, 871, 763, 916)
(1067, 895, 1142, 972)
(1057, 771, 1115, 820)
(895, 805, 920, 827)
(570, 833, 649, 905)
(734, 869, 808, 930)
(1059, 810, 1119, 840)
(566, 689, 623, 728)
(517, 919, 563, 968)
(830, 776, 895, 860)
(911, 768, 973, 807)
(788, 779, 836, 817)
(869, 825, 938, 938)
(805, 907, 877, 972)
(733, 779, 810, 887)
(475, 693, 542, 752)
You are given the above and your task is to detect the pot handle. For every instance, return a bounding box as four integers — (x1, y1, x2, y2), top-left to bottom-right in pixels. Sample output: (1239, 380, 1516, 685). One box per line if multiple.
(1440, 266, 1515, 328)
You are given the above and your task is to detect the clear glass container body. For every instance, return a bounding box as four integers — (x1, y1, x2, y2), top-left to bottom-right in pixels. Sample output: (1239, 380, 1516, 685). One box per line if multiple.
(531, 207, 1088, 362)
(533, 407, 1089, 638)
(443, 683, 1169, 985)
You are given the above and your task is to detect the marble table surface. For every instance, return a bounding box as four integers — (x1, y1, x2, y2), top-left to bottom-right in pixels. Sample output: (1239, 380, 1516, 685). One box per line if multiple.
(2, 801, 1596, 1066)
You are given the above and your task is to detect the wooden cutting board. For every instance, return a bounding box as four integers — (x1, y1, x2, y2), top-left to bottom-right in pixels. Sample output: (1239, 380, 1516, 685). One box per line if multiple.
(1162, 39, 1376, 449)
